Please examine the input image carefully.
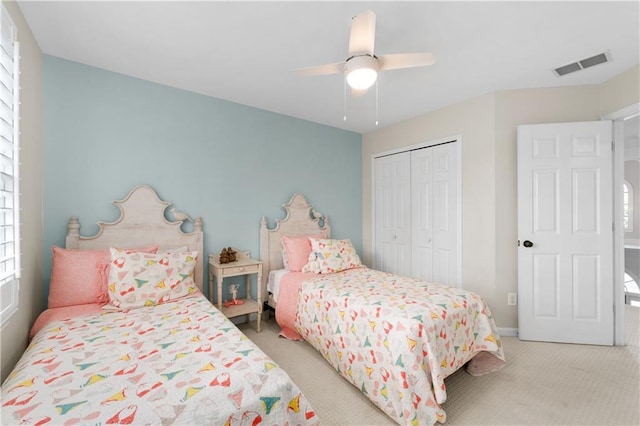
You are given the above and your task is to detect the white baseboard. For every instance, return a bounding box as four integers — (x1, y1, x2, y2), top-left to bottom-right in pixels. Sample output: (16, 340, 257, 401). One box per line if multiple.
(497, 327, 518, 337)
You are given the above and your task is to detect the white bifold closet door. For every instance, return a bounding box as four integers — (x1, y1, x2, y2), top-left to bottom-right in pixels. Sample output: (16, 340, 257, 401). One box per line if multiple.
(374, 141, 459, 285)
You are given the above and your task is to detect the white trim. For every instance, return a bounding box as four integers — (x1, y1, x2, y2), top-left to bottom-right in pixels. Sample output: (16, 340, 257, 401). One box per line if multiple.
(0, 277, 18, 329)
(13, 41, 19, 279)
(455, 137, 463, 287)
(602, 102, 640, 346)
(371, 134, 463, 287)
(0, 4, 19, 327)
(372, 134, 461, 159)
(496, 327, 518, 337)
(602, 104, 640, 121)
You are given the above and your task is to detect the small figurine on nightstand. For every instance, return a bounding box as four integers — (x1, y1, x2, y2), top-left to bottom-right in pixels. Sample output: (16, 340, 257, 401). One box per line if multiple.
(219, 247, 237, 264)
(224, 283, 244, 308)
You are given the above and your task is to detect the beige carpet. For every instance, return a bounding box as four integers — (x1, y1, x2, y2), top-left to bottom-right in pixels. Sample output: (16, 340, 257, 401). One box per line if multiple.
(239, 306, 640, 425)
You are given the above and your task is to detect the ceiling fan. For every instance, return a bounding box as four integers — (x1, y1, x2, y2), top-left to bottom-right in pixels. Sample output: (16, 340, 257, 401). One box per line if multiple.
(292, 10, 436, 94)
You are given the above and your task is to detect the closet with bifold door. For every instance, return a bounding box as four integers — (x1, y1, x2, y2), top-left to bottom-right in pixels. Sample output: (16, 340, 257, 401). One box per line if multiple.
(373, 138, 460, 286)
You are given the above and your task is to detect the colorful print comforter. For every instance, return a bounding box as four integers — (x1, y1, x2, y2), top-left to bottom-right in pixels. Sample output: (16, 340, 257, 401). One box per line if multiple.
(277, 267, 505, 426)
(2, 292, 318, 425)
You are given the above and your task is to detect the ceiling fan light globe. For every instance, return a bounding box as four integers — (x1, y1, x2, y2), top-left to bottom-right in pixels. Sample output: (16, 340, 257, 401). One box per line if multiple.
(347, 68, 378, 90)
(346, 55, 379, 90)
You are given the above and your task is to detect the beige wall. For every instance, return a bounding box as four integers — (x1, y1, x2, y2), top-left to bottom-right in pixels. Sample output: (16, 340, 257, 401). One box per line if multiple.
(0, 0, 43, 383)
(599, 64, 640, 117)
(363, 66, 639, 330)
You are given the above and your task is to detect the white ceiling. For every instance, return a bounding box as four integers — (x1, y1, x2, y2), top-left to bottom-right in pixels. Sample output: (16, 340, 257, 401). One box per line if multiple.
(17, 1, 640, 134)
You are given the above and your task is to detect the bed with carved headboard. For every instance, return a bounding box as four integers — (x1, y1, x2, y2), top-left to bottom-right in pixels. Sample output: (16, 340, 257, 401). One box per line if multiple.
(1, 185, 317, 425)
(260, 192, 506, 426)
(259, 192, 331, 311)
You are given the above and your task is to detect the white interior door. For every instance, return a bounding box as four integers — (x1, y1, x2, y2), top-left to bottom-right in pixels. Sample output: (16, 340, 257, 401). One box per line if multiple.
(374, 152, 411, 276)
(411, 143, 459, 285)
(517, 121, 613, 345)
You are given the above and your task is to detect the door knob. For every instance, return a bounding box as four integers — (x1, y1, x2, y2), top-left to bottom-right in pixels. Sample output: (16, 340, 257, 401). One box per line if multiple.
(523, 240, 534, 248)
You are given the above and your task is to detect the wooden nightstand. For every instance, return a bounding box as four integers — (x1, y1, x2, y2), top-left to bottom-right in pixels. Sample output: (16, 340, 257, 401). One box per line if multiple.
(208, 249, 264, 332)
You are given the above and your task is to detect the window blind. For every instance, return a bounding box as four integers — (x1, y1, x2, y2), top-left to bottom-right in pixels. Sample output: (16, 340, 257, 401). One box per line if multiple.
(0, 4, 19, 326)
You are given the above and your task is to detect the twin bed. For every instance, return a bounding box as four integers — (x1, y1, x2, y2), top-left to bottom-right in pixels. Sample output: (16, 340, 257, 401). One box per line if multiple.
(260, 193, 505, 425)
(1, 186, 317, 425)
(2, 186, 504, 426)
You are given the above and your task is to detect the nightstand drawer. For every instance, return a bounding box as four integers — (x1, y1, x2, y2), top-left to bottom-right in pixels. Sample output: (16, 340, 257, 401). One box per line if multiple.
(223, 264, 260, 276)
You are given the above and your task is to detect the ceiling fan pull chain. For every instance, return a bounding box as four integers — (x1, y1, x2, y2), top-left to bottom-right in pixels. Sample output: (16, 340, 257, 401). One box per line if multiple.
(343, 71, 348, 121)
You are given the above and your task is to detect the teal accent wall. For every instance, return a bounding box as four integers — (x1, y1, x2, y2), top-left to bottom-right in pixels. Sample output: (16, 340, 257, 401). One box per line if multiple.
(43, 56, 362, 305)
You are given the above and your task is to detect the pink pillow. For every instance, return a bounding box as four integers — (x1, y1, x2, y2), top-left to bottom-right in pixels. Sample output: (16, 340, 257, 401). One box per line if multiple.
(48, 245, 158, 308)
(281, 234, 324, 272)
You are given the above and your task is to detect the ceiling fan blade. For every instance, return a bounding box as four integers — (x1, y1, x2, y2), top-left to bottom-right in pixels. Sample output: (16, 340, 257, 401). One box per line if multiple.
(348, 10, 376, 56)
(291, 62, 345, 76)
(378, 52, 436, 71)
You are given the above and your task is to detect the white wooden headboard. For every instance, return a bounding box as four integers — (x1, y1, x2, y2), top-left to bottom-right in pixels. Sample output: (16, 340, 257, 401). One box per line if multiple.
(259, 193, 330, 304)
(65, 185, 205, 291)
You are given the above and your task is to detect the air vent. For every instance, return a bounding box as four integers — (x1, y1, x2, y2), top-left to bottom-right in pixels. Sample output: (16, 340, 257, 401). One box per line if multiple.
(553, 51, 611, 77)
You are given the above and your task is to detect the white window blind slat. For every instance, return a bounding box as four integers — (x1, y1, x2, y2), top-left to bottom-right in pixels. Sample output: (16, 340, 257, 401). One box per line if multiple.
(0, 84, 12, 107)
(0, 101, 12, 124)
(0, 119, 12, 142)
(0, 50, 13, 74)
(0, 136, 11, 155)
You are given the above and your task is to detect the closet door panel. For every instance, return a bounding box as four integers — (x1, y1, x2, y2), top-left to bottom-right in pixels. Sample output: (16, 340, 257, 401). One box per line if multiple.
(374, 156, 393, 272)
(434, 248, 450, 285)
(432, 143, 458, 286)
(374, 152, 411, 276)
(393, 152, 412, 276)
(411, 149, 433, 281)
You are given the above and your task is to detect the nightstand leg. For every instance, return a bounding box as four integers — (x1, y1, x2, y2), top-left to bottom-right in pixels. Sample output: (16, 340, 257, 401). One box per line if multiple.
(256, 270, 262, 332)
(216, 275, 222, 311)
(208, 268, 214, 304)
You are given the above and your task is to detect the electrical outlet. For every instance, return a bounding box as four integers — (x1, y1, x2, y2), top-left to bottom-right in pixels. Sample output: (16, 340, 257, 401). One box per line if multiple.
(507, 292, 518, 306)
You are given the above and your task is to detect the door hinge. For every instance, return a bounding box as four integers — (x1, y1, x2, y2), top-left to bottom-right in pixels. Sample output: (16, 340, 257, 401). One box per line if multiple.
(612, 140, 615, 151)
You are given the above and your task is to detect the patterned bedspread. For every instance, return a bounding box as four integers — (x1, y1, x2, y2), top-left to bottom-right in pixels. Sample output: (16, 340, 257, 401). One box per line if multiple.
(2, 292, 318, 425)
(278, 267, 504, 426)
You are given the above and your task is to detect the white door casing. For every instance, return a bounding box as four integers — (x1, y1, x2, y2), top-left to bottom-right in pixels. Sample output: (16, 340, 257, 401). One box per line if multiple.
(517, 121, 613, 345)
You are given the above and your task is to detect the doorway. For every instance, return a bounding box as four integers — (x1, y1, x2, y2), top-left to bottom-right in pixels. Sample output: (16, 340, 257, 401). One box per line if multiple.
(622, 117, 639, 307)
(604, 103, 640, 346)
